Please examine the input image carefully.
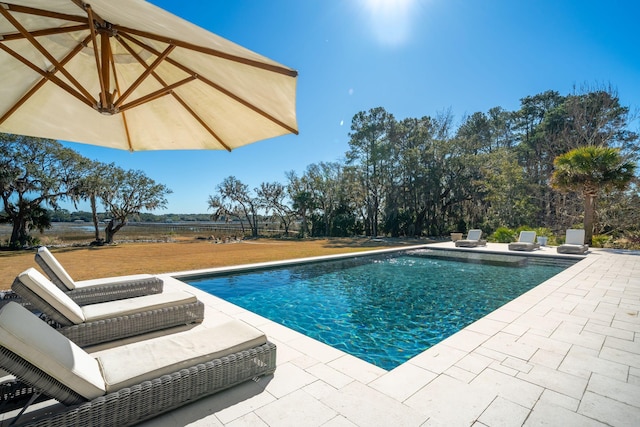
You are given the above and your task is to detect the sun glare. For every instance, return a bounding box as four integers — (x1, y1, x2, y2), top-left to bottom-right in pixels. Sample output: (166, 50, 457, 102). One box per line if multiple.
(358, 0, 417, 47)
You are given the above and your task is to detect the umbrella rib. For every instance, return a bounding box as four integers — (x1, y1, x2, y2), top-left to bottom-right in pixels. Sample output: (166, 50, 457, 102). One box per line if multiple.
(1, 3, 87, 24)
(174, 96, 232, 151)
(0, 24, 89, 41)
(0, 34, 92, 125)
(0, 6, 96, 104)
(5, 4, 296, 76)
(113, 24, 298, 78)
(0, 74, 45, 126)
(121, 77, 232, 151)
(118, 32, 299, 135)
(118, 76, 197, 112)
(113, 44, 176, 109)
(0, 43, 94, 110)
(114, 35, 231, 150)
(196, 71, 299, 135)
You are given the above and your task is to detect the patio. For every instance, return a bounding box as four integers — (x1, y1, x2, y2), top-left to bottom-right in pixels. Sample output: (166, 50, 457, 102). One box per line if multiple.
(3, 242, 639, 426)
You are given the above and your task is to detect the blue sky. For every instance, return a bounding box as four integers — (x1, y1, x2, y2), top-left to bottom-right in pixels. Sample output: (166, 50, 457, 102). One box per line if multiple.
(61, 0, 640, 214)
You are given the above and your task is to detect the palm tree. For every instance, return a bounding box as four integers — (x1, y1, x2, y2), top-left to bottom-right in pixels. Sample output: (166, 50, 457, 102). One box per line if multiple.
(551, 146, 636, 244)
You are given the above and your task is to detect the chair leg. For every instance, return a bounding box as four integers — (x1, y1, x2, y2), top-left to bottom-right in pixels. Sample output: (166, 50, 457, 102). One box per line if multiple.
(9, 390, 42, 426)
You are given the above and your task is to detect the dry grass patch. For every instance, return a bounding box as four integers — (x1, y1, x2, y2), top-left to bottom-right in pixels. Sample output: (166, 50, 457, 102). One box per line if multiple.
(0, 237, 424, 287)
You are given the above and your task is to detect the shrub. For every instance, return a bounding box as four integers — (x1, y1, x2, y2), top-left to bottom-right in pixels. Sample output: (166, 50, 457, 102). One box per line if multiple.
(591, 234, 611, 248)
(490, 227, 515, 243)
(514, 225, 533, 234)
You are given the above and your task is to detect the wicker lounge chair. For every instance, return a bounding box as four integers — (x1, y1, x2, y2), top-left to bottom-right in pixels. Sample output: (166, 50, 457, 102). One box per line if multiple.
(0, 247, 164, 310)
(11, 268, 204, 347)
(508, 231, 540, 251)
(0, 290, 22, 310)
(557, 229, 589, 254)
(0, 302, 276, 427)
(454, 229, 487, 247)
(35, 246, 164, 304)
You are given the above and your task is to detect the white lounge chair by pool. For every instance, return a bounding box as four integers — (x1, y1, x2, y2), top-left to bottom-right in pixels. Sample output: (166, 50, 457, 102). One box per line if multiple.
(454, 229, 487, 247)
(35, 246, 163, 303)
(557, 229, 589, 254)
(0, 301, 276, 427)
(12, 268, 204, 347)
(508, 231, 540, 252)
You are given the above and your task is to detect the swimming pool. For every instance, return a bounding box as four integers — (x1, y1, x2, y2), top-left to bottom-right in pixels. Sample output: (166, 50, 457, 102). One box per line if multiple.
(187, 250, 573, 370)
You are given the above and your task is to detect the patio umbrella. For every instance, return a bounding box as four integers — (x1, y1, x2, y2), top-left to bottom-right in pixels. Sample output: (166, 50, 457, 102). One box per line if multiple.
(0, 0, 298, 151)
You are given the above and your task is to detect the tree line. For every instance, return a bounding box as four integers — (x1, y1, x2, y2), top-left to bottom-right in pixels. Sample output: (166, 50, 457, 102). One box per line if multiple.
(2, 85, 638, 249)
(0, 135, 171, 248)
(209, 85, 639, 244)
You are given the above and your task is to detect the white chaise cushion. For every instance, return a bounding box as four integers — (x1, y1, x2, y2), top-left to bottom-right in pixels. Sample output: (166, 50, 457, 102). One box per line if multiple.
(37, 246, 76, 290)
(18, 268, 85, 324)
(565, 229, 586, 245)
(81, 291, 198, 321)
(518, 231, 537, 243)
(466, 229, 482, 241)
(0, 302, 106, 400)
(97, 320, 267, 392)
(37, 247, 159, 291)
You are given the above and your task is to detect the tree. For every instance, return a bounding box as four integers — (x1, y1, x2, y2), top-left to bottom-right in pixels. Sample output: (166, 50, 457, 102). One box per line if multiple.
(513, 90, 566, 228)
(0, 134, 86, 248)
(480, 149, 536, 229)
(73, 160, 115, 243)
(208, 176, 261, 237)
(257, 181, 295, 235)
(560, 85, 638, 153)
(386, 116, 437, 236)
(304, 162, 344, 236)
(551, 146, 636, 244)
(286, 171, 314, 238)
(99, 167, 171, 243)
(347, 107, 394, 237)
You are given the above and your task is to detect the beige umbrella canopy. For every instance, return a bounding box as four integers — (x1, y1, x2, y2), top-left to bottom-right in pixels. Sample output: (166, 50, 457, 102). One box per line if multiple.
(0, 0, 298, 151)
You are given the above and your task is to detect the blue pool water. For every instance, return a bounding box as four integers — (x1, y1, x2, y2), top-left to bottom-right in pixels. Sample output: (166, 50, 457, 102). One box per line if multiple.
(187, 251, 569, 370)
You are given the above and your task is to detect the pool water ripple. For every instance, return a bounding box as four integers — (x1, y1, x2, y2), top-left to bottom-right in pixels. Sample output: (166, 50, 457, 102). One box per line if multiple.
(189, 253, 567, 370)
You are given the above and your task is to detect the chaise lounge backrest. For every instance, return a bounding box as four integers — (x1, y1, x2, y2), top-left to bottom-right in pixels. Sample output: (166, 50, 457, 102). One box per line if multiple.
(0, 302, 105, 404)
(466, 229, 482, 241)
(565, 229, 585, 245)
(33, 246, 165, 307)
(14, 268, 85, 326)
(518, 231, 537, 243)
(36, 246, 77, 291)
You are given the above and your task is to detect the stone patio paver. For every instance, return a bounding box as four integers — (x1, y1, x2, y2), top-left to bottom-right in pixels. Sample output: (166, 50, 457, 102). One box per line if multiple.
(134, 246, 640, 426)
(4, 244, 639, 427)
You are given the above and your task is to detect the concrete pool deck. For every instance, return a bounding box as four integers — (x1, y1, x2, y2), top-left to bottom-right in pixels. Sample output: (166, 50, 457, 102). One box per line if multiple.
(3, 242, 638, 426)
(139, 242, 640, 426)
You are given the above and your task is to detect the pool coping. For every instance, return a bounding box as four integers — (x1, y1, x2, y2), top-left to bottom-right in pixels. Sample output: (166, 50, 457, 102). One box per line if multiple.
(148, 243, 640, 426)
